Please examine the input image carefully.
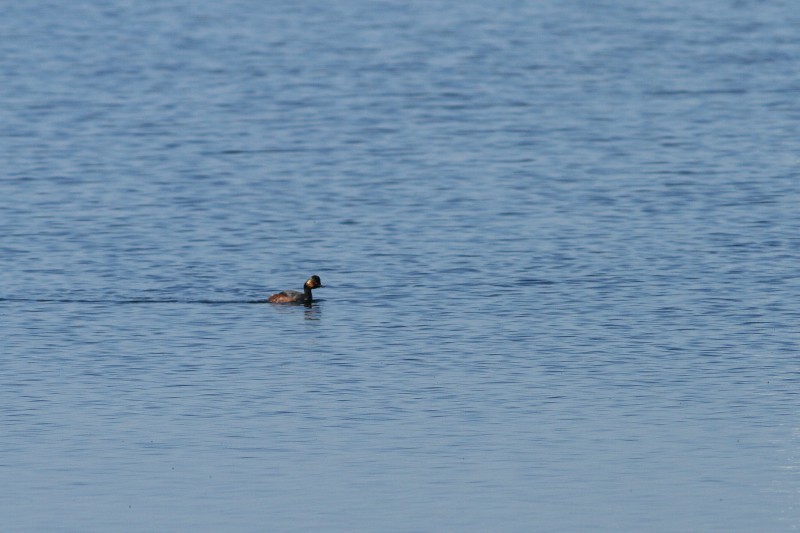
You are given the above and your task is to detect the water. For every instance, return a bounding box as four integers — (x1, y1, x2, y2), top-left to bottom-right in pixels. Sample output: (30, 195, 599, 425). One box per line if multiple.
(2, 1, 799, 530)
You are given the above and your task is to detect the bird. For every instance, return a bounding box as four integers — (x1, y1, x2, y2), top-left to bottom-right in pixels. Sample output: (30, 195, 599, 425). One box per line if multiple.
(267, 275, 324, 304)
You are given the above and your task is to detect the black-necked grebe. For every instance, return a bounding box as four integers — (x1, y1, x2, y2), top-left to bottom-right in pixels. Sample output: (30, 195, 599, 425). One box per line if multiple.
(267, 275, 324, 304)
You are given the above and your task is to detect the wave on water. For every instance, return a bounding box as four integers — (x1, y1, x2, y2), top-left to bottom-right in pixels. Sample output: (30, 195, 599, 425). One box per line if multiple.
(0, 297, 269, 305)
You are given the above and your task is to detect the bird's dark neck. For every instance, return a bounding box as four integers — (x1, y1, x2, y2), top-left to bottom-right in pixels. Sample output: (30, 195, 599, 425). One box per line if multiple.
(304, 285, 313, 301)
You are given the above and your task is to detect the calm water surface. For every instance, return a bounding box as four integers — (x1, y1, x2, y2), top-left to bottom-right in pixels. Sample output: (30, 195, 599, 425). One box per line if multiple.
(1, 1, 799, 531)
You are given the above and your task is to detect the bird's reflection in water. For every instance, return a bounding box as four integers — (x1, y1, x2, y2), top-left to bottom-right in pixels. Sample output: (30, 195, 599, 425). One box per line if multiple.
(304, 302, 322, 320)
(269, 300, 322, 320)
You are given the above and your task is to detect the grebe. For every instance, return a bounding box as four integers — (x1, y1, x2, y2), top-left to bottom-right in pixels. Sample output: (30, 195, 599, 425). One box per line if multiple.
(267, 275, 324, 304)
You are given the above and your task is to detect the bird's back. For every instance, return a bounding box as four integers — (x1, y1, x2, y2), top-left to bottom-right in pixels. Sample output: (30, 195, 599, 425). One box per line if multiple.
(267, 290, 304, 304)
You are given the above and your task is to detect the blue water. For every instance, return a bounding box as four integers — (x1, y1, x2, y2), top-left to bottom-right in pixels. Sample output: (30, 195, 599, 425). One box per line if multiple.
(2, 1, 799, 531)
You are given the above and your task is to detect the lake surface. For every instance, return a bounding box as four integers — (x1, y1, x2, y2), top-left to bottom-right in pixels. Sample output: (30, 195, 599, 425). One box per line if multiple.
(1, 1, 799, 531)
